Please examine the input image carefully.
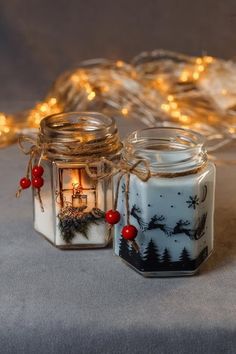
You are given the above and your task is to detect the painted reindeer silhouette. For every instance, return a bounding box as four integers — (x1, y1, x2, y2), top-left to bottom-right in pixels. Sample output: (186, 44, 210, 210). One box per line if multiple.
(130, 205, 148, 230)
(172, 220, 192, 237)
(130, 204, 207, 241)
(172, 213, 207, 240)
(146, 214, 170, 234)
(131, 205, 170, 234)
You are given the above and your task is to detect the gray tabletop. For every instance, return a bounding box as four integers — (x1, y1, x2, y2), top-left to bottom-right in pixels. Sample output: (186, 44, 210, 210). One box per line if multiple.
(0, 116, 236, 354)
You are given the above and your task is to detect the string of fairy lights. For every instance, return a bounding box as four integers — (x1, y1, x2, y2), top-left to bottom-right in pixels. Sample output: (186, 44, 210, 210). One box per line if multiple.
(1, 49, 236, 151)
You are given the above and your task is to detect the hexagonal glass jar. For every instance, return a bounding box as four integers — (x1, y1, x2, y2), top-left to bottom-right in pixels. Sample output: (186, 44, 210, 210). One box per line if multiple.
(33, 112, 121, 249)
(114, 127, 215, 277)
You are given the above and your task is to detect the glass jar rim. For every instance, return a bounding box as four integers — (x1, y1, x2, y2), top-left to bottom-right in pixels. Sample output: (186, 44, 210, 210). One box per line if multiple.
(125, 126, 205, 148)
(40, 111, 116, 138)
(123, 127, 207, 173)
(39, 111, 121, 160)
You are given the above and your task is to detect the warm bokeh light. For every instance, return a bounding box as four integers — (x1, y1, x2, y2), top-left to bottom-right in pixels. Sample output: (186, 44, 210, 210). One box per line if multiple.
(87, 91, 96, 101)
(0, 51, 234, 152)
(121, 107, 129, 116)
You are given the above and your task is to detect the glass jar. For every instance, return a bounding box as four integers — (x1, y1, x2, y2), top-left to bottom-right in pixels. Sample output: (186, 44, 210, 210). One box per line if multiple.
(33, 112, 122, 249)
(114, 127, 215, 277)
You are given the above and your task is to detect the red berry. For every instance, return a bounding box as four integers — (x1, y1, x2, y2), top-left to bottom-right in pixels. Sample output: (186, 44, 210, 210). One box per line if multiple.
(121, 225, 138, 240)
(32, 165, 44, 177)
(105, 210, 121, 225)
(32, 177, 44, 188)
(20, 177, 31, 189)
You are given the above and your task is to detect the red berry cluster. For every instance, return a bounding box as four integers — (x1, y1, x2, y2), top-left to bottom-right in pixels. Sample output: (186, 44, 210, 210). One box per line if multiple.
(19, 165, 44, 190)
(105, 209, 138, 241)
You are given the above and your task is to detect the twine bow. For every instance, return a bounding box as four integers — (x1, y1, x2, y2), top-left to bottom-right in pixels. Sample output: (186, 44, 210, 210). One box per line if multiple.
(16, 132, 120, 217)
(85, 158, 151, 251)
(85, 157, 151, 216)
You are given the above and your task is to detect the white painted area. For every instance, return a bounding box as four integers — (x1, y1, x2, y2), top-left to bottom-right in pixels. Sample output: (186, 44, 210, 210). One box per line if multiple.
(34, 195, 54, 243)
(33, 161, 112, 248)
(114, 163, 215, 262)
(33, 161, 55, 243)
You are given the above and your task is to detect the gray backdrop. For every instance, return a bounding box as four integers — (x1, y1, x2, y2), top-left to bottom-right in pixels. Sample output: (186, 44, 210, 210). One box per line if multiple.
(1, 0, 236, 104)
(0, 3, 236, 352)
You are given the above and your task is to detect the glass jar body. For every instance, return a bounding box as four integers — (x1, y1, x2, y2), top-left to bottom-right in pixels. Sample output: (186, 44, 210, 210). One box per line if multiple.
(33, 158, 113, 248)
(114, 128, 216, 277)
(32, 112, 121, 249)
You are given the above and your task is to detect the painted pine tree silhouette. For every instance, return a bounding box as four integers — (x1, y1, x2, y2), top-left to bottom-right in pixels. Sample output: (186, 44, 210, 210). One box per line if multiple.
(179, 247, 192, 269)
(161, 248, 172, 269)
(119, 237, 130, 262)
(129, 245, 143, 271)
(143, 239, 160, 271)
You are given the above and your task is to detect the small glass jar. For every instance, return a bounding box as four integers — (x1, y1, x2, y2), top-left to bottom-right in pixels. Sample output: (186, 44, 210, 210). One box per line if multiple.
(114, 127, 215, 277)
(33, 112, 121, 249)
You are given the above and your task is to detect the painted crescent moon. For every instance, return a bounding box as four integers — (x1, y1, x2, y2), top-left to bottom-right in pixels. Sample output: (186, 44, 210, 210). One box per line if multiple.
(201, 184, 208, 203)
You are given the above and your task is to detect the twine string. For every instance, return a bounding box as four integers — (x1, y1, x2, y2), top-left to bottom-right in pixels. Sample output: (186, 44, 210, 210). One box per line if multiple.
(125, 173, 131, 225)
(85, 158, 151, 228)
(114, 173, 125, 211)
(37, 189, 44, 212)
(16, 138, 39, 199)
(16, 133, 122, 220)
(17, 133, 209, 248)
